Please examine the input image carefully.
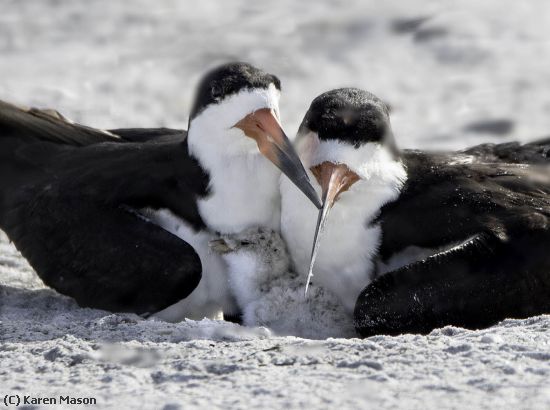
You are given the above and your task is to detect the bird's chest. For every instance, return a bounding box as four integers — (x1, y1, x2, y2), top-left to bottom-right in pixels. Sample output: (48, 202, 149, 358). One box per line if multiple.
(198, 157, 281, 234)
(281, 179, 395, 311)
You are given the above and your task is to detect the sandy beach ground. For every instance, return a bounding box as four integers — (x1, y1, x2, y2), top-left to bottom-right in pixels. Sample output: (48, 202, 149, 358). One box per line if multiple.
(1, 1, 549, 409)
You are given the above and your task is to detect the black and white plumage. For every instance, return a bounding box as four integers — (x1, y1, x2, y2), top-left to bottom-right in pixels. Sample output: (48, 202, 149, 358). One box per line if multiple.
(209, 227, 355, 339)
(281, 89, 406, 313)
(0, 62, 321, 317)
(281, 88, 550, 336)
(358, 144, 550, 336)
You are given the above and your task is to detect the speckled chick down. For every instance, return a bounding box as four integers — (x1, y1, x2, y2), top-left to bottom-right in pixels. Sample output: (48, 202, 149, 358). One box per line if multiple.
(210, 228, 356, 339)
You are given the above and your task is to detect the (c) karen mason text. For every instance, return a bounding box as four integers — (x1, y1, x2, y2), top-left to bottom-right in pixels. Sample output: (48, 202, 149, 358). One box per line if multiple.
(3, 394, 97, 406)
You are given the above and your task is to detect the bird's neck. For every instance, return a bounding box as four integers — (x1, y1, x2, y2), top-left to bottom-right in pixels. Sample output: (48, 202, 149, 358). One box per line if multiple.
(281, 142, 408, 312)
(187, 128, 281, 234)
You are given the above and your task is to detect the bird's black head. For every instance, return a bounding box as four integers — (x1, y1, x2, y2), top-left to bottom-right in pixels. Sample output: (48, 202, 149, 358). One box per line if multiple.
(295, 89, 405, 291)
(186, 62, 322, 209)
(298, 88, 394, 149)
(189, 62, 281, 121)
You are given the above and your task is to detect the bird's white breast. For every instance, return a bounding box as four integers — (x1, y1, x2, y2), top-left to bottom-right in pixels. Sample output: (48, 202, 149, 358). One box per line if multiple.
(186, 87, 283, 234)
(148, 153, 281, 321)
(149, 86, 285, 320)
(197, 153, 282, 234)
(281, 143, 407, 313)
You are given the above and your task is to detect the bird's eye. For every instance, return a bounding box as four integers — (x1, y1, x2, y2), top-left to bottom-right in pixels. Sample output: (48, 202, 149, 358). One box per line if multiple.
(322, 110, 334, 119)
(211, 84, 223, 99)
(240, 240, 252, 246)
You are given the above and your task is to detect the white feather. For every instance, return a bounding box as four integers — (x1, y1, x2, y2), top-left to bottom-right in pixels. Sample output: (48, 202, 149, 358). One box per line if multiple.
(187, 85, 283, 234)
(150, 210, 237, 322)
(281, 134, 407, 313)
(219, 229, 355, 339)
(376, 235, 480, 276)
(151, 85, 284, 320)
(223, 252, 271, 308)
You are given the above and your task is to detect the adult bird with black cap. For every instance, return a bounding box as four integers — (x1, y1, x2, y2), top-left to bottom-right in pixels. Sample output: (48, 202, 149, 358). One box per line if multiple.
(0, 62, 321, 319)
(281, 87, 550, 335)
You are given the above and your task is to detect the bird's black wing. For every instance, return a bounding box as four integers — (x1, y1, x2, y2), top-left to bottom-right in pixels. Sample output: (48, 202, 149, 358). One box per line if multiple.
(355, 150, 550, 336)
(0, 101, 207, 314)
(0, 99, 122, 145)
(0, 99, 187, 145)
(355, 229, 550, 336)
(462, 136, 550, 164)
(108, 128, 187, 143)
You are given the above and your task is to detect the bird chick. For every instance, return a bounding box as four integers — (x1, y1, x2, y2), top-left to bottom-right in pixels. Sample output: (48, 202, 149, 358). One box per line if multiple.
(210, 228, 356, 339)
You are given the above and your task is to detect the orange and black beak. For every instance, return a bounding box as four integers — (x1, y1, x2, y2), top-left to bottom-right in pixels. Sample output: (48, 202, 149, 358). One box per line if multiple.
(234, 108, 322, 209)
(304, 161, 360, 294)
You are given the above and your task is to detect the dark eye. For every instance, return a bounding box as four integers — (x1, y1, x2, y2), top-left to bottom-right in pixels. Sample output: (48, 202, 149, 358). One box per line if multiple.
(240, 240, 252, 246)
(321, 110, 334, 120)
(211, 84, 223, 99)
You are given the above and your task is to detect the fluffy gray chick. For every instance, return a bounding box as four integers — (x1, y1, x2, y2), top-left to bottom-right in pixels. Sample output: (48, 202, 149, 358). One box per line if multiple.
(210, 227, 356, 339)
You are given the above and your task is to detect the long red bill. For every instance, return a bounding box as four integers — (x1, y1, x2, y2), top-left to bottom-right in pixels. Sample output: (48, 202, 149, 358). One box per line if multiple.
(305, 161, 360, 295)
(234, 109, 322, 209)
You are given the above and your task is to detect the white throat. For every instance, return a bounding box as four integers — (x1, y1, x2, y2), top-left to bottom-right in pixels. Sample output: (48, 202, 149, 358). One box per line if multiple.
(187, 86, 283, 233)
(281, 135, 407, 312)
(149, 86, 283, 321)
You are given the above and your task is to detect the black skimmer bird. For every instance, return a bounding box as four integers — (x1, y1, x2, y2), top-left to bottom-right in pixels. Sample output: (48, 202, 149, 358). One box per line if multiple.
(209, 227, 355, 339)
(0, 62, 321, 317)
(280, 88, 550, 336)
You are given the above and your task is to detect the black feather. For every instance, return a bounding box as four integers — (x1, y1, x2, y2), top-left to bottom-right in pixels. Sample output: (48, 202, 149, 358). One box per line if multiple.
(0, 100, 209, 313)
(356, 143, 550, 336)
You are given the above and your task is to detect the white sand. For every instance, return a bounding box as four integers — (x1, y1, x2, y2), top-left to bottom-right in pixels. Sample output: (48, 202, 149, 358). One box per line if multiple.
(1, 1, 549, 408)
